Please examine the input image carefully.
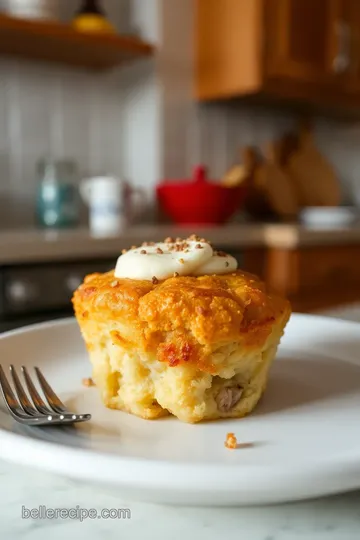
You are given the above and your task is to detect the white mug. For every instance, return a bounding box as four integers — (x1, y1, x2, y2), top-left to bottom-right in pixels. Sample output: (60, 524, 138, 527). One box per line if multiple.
(80, 176, 146, 236)
(4, 0, 60, 19)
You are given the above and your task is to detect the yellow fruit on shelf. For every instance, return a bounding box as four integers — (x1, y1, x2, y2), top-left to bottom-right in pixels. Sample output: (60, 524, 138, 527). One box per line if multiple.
(72, 15, 115, 34)
(73, 0, 115, 34)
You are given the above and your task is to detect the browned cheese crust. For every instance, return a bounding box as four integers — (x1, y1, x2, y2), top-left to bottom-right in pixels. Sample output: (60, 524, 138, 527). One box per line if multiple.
(73, 270, 290, 375)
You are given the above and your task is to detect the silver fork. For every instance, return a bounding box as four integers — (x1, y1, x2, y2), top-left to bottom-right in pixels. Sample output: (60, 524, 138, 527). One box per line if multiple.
(0, 365, 91, 426)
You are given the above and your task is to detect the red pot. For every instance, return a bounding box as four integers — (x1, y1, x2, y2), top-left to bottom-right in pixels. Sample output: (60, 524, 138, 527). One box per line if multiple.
(156, 166, 247, 225)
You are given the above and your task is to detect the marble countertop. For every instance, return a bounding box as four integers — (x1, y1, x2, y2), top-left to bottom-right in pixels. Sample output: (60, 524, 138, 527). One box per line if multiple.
(1, 460, 359, 540)
(1, 223, 360, 264)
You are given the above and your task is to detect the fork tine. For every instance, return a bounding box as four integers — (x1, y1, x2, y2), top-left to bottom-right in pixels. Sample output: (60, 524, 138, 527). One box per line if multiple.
(1, 365, 91, 427)
(0, 365, 35, 420)
(9, 365, 38, 416)
(34, 367, 67, 414)
(21, 366, 53, 415)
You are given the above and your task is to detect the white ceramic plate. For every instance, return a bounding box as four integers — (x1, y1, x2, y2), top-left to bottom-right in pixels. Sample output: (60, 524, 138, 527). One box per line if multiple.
(0, 314, 360, 506)
(300, 206, 357, 228)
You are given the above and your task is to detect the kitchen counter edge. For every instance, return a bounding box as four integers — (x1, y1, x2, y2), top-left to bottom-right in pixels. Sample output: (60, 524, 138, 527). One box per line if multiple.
(0, 224, 359, 264)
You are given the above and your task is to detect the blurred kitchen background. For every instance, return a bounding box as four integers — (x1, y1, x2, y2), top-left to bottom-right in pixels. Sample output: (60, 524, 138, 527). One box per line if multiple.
(1, 0, 360, 330)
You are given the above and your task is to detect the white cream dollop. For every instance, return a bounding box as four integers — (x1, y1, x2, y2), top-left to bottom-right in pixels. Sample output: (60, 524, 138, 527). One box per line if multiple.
(114, 240, 238, 281)
(191, 252, 238, 276)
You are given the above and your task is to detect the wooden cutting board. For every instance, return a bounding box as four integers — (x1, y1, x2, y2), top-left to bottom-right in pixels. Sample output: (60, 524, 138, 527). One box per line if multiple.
(253, 141, 299, 220)
(231, 146, 276, 219)
(286, 124, 341, 207)
(222, 146, 258, 187)
(222, 146, 271, 219)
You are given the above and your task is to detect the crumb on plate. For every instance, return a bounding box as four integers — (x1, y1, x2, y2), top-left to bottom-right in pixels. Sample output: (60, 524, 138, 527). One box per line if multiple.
(82, 377, 95, 387)
(225, 432, 238, 449)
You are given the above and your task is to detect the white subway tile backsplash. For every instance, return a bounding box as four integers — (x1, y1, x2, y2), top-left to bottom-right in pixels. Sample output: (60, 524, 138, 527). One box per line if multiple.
(88, 78, 123, 176)
(0, 59, 128, 226)
(17, 64, 54, 155)
(0, 66, 7, 153)
(5, 61, 23, 192)
(121, 64, 161, 192)
(0, 66, 125, 169)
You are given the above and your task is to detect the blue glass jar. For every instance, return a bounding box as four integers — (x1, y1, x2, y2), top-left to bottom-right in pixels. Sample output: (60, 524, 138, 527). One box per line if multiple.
(36, 159, 80, 228)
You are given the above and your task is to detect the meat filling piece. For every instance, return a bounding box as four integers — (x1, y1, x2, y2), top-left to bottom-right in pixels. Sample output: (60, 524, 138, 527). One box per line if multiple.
(216, 385, 243, 412)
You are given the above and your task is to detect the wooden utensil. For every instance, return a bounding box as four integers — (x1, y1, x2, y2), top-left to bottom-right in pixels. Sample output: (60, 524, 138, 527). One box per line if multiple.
(253, 140, 299, 220)
(242, 146, 275, 219)
(286, 122, 341, 207)
(278, 132, 299, 166)
(222, 146, 257, 187)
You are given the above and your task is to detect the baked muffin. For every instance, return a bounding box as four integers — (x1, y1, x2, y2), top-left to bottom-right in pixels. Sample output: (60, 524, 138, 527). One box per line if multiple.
(72, 236, 291, 423)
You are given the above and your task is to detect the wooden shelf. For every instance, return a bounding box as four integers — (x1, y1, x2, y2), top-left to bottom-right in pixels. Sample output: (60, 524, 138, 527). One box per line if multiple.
(0, 14, 154, 70)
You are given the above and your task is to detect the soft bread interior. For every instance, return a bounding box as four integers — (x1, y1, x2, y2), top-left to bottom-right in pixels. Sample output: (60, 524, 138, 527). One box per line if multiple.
(87, 331, 280, 423)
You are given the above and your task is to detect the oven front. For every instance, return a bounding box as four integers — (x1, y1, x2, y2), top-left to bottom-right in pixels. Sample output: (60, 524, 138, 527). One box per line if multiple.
(0, 258, 115, 332)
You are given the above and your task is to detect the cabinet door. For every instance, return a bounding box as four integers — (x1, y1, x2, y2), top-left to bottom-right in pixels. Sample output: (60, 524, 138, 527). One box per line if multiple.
(341, 0, 360, 92)
(195, 0, 263, 99)
(265, 0, 346, 84)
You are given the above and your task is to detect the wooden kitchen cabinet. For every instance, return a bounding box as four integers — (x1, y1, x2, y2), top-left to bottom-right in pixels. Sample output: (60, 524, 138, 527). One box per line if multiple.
(195, 0, 263, 100)
(265, 0, 342, 84)
(341, 0, 360, 93)
(265, 244, 360, 312)
(195, 0, 360, 109)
